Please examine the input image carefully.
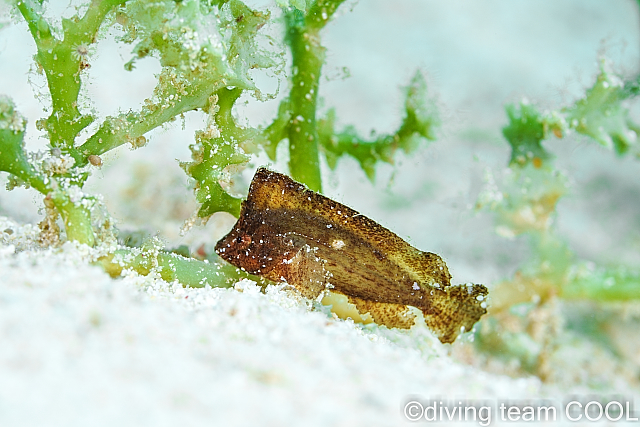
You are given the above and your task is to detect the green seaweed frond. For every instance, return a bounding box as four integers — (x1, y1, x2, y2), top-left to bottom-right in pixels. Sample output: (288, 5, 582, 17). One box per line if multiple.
(502, 102, 553, 168)
(318, 71, 440, 181)
(181, 88, 251, 218)
(503, 59, 640, 168)
(0, 96, 47, 193)
(566, 60, 638, 155)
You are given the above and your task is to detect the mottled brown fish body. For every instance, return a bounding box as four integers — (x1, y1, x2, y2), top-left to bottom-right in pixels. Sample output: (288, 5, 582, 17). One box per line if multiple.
(215, 168, 488, 343)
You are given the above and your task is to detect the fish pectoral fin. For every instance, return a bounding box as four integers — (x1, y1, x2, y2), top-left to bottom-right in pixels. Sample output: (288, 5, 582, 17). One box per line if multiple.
(266, 245, 328, 300)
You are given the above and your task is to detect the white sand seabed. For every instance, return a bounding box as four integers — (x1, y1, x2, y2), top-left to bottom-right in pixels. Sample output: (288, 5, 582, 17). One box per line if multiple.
(0, 215, 554, 427)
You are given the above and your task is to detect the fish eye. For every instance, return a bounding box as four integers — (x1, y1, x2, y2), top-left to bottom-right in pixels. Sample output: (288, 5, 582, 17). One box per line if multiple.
(235, 234, 252, 249)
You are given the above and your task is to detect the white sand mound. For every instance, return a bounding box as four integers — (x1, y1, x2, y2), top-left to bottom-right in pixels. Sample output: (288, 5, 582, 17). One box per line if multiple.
(0, 216, 549, 427)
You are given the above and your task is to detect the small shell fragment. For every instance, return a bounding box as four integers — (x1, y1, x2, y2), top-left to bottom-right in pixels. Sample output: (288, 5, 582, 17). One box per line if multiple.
(87, 155, 102, 167)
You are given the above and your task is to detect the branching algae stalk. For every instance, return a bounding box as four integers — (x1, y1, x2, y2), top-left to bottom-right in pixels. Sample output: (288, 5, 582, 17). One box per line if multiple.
(472, 59, 640, 381)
